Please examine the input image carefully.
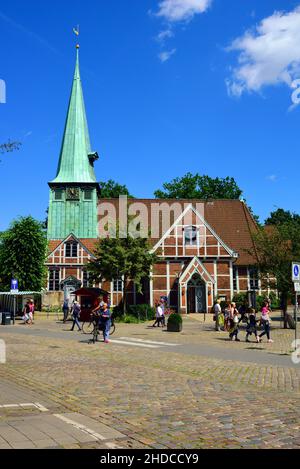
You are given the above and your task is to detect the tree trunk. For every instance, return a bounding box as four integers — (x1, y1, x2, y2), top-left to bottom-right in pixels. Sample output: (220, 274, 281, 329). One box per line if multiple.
(122, 277, 127, 316)
(281, 292, 288, 329)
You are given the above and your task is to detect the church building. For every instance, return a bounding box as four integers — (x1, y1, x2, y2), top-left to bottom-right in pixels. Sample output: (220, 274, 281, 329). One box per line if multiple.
(45, 48, 261, 313)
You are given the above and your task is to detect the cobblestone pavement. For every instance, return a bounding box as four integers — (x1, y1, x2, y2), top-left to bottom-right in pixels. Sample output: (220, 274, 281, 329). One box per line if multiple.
(0, 316, 300, 449)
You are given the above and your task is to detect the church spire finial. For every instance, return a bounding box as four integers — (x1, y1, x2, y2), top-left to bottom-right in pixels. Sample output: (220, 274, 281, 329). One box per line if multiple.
(73, 25, 80, 49)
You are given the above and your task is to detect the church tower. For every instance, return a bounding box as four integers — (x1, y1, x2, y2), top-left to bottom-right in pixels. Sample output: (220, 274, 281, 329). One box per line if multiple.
(47, 47, 100, 240)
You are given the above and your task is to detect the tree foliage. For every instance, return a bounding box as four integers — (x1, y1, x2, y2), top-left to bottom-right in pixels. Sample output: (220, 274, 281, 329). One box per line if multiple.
(0, 216, 47, 292)
(88, 230, 157, 313)
(251, 222, 300, 322)
(99, 180, 133, 198)
(265, 208, 300, 227)
(154, 173, 243, 200)
(0, 140, 21, 158)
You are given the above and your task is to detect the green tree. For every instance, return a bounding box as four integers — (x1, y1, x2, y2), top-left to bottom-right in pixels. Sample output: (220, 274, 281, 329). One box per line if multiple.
(88, 230, 157, 314)
(100, 180, 133, 198)
(265, 208, 300, 227)
(0, 216, 47, 292)
(154, 173, 243, 200)
(0, 140, 21, 160)
(251, 223, 300, 327)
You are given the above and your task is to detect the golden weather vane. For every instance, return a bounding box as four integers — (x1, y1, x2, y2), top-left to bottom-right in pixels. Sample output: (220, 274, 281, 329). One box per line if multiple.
(73, 25, 80, 48)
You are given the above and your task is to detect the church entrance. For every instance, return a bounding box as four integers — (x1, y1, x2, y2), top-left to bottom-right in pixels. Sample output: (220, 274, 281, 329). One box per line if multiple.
(187, 275, 206, 314)
(61, 276, 82, 303)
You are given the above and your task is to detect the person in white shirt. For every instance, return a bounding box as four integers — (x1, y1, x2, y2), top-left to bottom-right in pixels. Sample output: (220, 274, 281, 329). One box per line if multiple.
(214, 300, 222, 331)
(153, 303, 164, 328)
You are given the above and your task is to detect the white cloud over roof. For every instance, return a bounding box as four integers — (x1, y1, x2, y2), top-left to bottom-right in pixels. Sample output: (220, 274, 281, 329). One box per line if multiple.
(226, 6, 300, 97)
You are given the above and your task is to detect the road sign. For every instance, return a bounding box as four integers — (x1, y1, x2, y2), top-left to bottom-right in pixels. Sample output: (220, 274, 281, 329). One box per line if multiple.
(292, 263, 300, 282)
(10, 279, 18, 294)
(295, 283, 300, 293)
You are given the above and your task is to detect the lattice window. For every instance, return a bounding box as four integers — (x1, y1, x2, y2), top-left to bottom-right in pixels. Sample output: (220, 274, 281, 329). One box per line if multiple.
(49, 269, 60, 291)
(65, 242, 78, 258)
(113, 278, 123, 293)
(184, 226, 198, 246)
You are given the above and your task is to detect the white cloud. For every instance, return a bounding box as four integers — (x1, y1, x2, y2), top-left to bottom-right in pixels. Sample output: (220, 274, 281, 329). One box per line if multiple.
(266, 175, 278, 182)
(156, 29, 174, 42)
(158, 48, 177, 62)
(226, 6, 300, 97)
(156, 0, 212, 23)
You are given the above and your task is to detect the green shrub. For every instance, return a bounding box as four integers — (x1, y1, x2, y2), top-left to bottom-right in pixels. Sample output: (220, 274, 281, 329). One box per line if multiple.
(127, 304, 156, 321)
(167, 313, 182, 325)
(232, 293, 248, 307)
(269, 292, 281, 309)
(115, 314, 140, 324)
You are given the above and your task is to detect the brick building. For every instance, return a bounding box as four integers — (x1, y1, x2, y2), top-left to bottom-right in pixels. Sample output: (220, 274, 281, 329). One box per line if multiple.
(45, 49, 260, 312)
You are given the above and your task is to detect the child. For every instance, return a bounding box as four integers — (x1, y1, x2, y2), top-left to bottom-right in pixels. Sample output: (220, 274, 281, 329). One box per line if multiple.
(245, 308, 260, 343)
(229, 308, 240, 342)
(259, 301, 273, 343)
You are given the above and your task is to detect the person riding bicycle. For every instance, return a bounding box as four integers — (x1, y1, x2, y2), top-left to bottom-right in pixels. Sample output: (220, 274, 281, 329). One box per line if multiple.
(91, 298, 111, 344)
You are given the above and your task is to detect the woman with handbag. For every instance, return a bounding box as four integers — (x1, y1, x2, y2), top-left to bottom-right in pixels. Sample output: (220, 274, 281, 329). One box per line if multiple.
(259, 301, 273, 343)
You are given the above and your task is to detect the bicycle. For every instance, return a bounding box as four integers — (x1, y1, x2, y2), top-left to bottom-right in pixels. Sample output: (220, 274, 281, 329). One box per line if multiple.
(83, 314, 116, 339)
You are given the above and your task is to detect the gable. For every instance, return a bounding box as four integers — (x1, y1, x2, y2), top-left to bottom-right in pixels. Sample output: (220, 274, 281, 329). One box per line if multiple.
(151, 204, 237, 259)
(47, 234, 97, 265)
(179, 257, 215, 285)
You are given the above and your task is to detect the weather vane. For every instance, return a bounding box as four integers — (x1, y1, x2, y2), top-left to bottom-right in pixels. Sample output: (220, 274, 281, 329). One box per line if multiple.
(73, 25, 80, 49)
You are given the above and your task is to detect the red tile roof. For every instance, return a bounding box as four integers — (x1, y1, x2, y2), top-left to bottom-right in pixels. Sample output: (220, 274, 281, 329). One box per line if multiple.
(98, 199, 258, 265)
(48, 200, 258, 265)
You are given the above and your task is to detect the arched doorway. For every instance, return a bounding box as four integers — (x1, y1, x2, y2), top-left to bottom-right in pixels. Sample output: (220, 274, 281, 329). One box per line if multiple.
(187, 274, 206, 313)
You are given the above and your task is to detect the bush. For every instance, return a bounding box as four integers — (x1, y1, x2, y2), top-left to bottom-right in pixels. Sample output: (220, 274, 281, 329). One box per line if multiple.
(115, 314, 140, 324)
(167, 313, 182, 325)
(127, 304, 156, 321)
(232, 293, 248, 307)
(269, 292, 281, 309)
(113, 304, 156, 323)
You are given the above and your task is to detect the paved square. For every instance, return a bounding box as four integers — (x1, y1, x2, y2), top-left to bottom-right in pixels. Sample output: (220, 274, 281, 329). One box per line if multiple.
(0, 315, 299, 449)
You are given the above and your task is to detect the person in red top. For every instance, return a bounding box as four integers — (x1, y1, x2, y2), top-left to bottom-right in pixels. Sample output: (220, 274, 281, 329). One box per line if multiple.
(28, 299, 35, 325)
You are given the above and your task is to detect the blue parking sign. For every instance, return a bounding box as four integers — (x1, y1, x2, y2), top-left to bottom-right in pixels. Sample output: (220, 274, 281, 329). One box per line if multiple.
(11, 279, 18, 291)
(293, 263, 300, 282)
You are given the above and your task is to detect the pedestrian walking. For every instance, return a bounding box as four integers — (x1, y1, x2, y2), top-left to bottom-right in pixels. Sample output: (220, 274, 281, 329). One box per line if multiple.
(153, 302, 163, 327)
(63, 299, 70, 323)
(229, 303, 240, 341)
(22, 301, 30, 324)
(214, 299, 222, 331)
(245, 308, 260, 343)
(99, 303, 111, 343)
(160, 299, 166, 327)
(238, 300, 249, 324)
(27, 299, 35, 325)
(70, 301, 81, 331)
(224, 303, 231, 331)
(259, 301, 273, 343)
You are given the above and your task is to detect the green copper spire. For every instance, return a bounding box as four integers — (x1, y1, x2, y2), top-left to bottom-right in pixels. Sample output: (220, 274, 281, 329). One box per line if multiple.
(51, 48, 98, 183)
(47, 47, 99, 240)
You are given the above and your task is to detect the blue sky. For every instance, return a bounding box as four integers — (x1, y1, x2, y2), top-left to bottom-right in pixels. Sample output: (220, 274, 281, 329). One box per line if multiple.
(1, 0, 300, 231)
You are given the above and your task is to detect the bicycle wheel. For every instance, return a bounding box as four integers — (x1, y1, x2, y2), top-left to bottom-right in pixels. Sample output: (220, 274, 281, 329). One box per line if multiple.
(110, 322, 116, 336)
(82, 320, 93, 334)
(92, 324, 100, 344)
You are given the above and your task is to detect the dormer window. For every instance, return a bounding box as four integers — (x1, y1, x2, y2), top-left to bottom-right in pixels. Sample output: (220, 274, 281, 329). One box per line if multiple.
(184, 226, 198, 246)
(65, 241, 78, 258)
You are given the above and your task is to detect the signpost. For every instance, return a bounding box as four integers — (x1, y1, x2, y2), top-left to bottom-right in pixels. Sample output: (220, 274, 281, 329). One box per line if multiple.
(10, 279, 18, 325)
(292, 264, 300, 351)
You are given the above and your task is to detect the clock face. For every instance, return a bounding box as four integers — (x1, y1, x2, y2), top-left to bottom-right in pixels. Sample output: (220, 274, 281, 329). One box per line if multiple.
(66, 188, 80, 200)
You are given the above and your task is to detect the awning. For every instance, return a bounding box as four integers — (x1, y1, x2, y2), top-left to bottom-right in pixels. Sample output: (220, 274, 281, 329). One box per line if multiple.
(0, 292, 42, 296)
